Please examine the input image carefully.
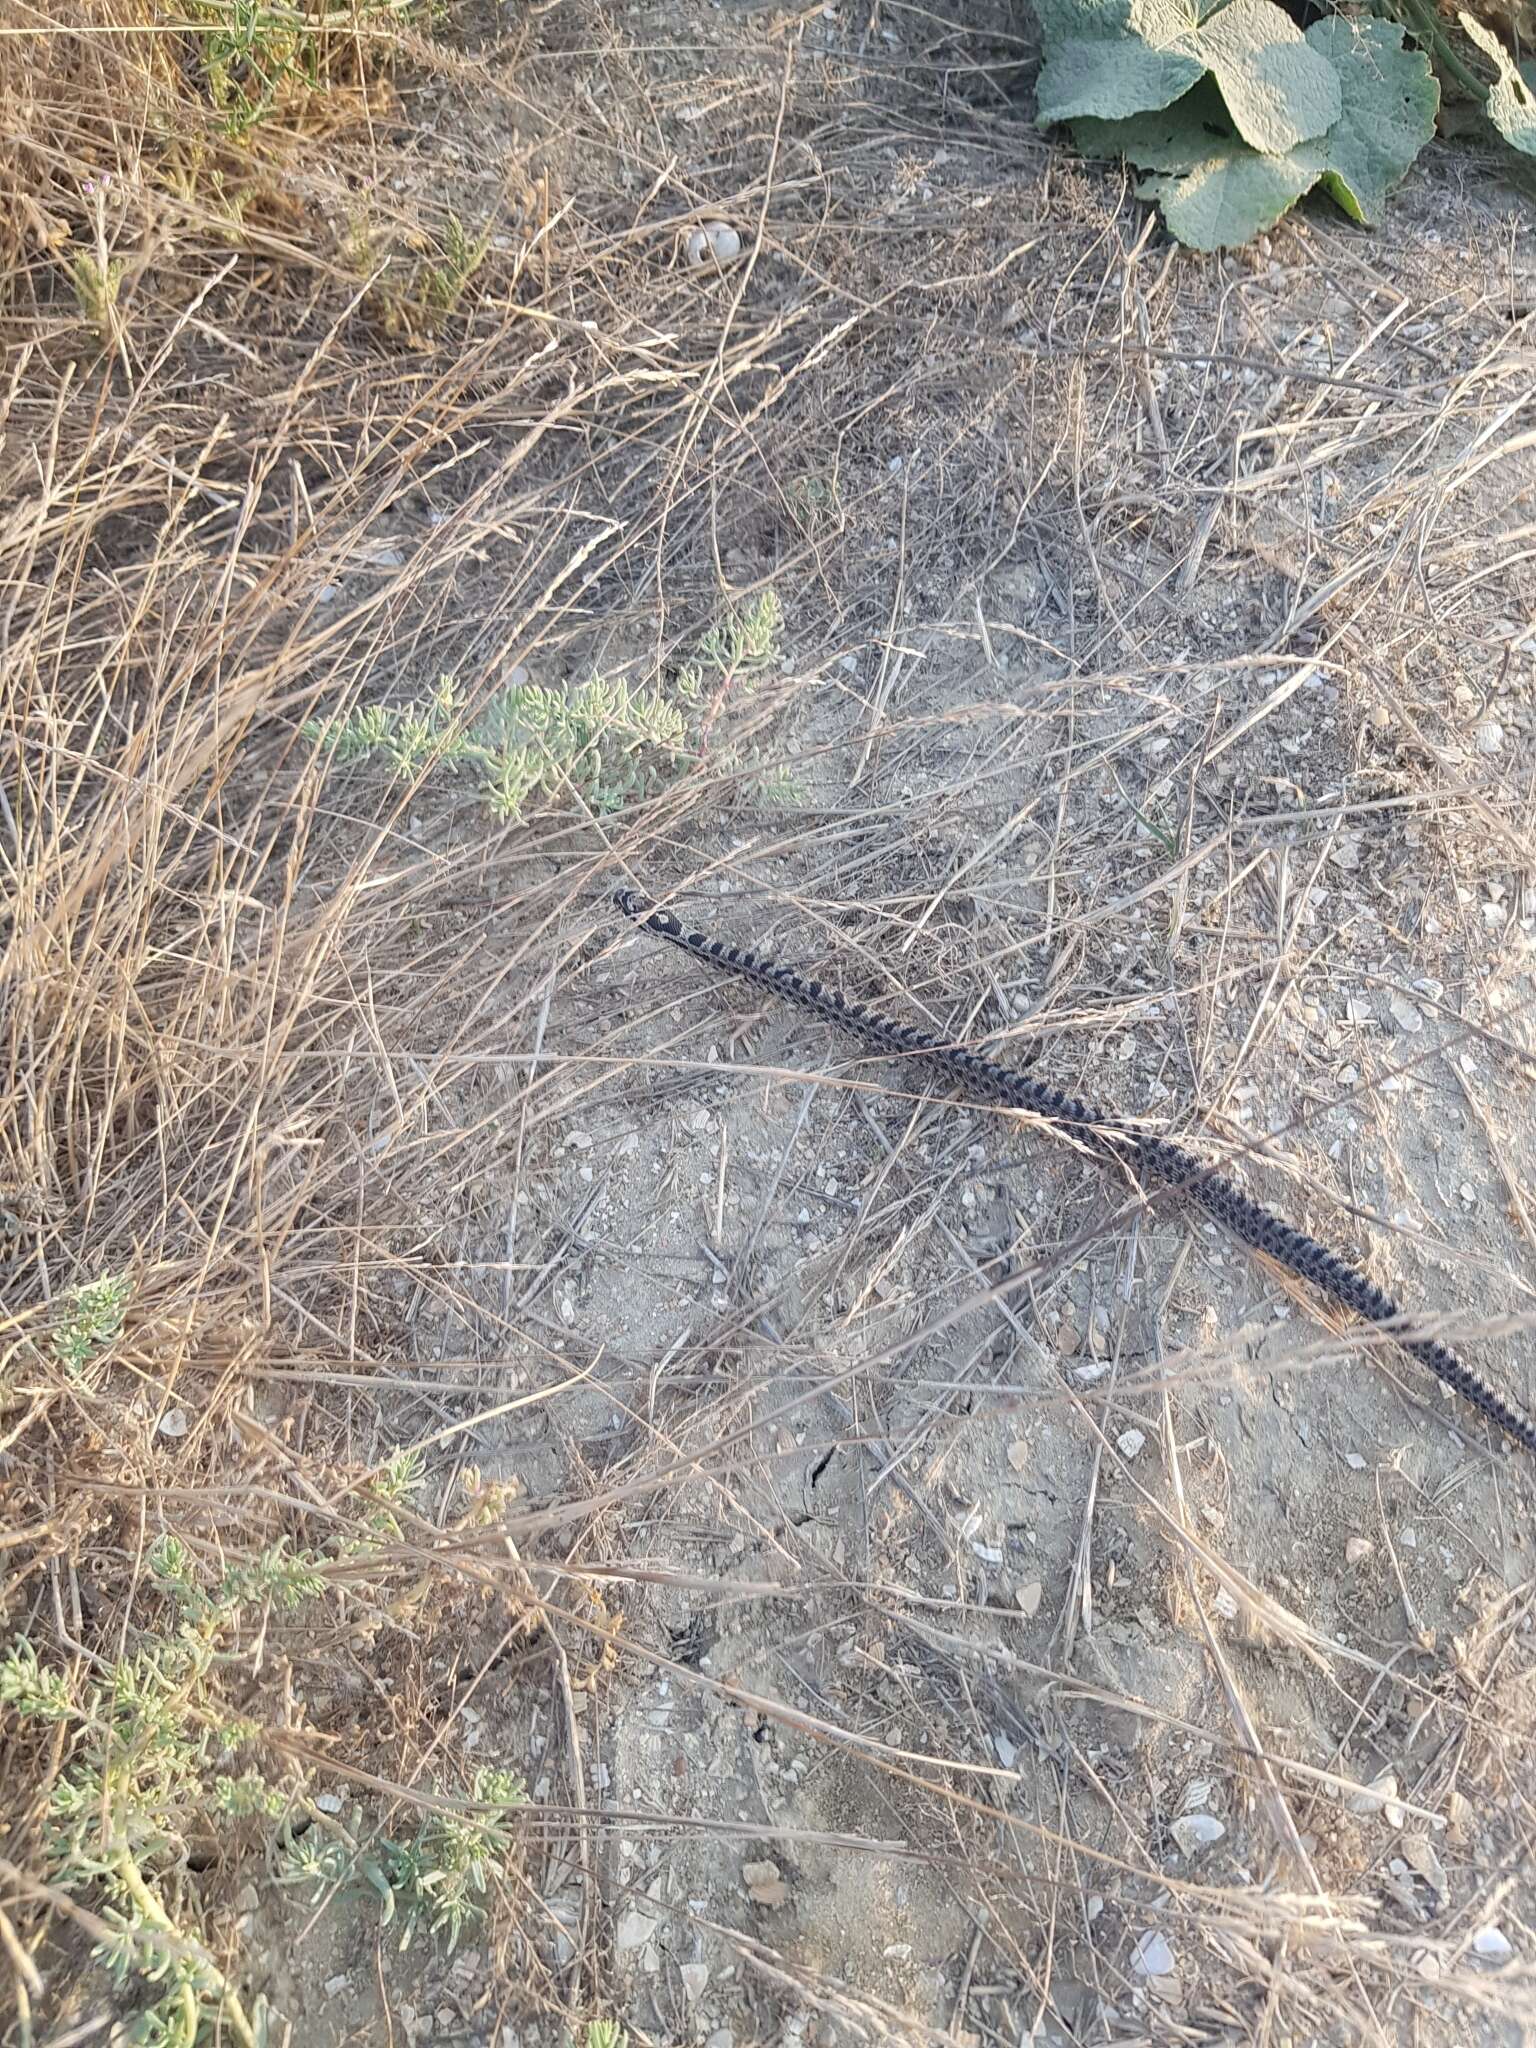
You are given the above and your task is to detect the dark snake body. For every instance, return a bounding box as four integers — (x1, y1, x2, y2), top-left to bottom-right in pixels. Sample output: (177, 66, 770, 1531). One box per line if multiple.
(616, 889, 1536, 1456)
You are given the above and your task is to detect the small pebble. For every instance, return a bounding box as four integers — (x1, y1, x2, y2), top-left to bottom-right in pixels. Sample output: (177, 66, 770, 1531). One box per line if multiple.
(1117, 1427, 1147, 1460)
(1171, 1813, 1225, 1855)
(1131, 1930, 1175, 1976)
(1348, 1770, 1402, 1825)
(615, 1905, 652, 1952)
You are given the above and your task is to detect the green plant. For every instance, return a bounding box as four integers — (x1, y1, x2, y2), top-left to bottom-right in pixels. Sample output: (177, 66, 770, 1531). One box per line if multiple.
(279, 1765, 526, 1952)
(69, 171, 127, 350)
(751, 761, 808, 807)
(306, 590, 789, 824)
(1039, 1, 1441, 247)
(341, 1444, 428, 1554)
(51, 1271, 130, 1376)
(1037, 0, 1535, 248)
(696, 586, 783, 672)
(70, 248, 127, 340)
(344, 208, 494, 339)
(190, 0, 315, 133)
(1457, 11, 1536, 153)
(674, 586, 785, 759)
(305, 672, 688, 819)
(584, 2023, 629, 2048)
(422, 213, 494, 320)
(181, 0, 412, 136)
(0, 1469, 511, 2041)
(0, 1601, 285, 2046)
(380, 1765, 527, 1951)
(785, 472, 840, 533)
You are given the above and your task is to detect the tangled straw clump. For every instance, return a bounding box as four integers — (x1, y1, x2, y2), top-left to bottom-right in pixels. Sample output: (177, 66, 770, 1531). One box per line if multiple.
(0, 0, 509, 356)
(0, 10, 802, 2034)
(0, 6, 578, 2037)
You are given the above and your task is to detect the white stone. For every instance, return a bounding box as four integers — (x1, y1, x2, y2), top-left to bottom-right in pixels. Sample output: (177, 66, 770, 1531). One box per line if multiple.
(615, 1905, 653, 1952)
(1131, 1930, 1175, 1976)
(1171, 1813, 1225, 1854)
(1347, 1770, 1399, 1820)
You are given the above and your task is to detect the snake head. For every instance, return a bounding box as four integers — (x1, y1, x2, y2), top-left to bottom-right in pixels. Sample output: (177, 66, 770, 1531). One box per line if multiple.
(614, 888, 684, 937)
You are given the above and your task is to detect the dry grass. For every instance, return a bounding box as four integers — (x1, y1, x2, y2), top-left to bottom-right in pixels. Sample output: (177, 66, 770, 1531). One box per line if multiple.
(4, 0, 1536, 2043)
(0, 6, 671, 2039)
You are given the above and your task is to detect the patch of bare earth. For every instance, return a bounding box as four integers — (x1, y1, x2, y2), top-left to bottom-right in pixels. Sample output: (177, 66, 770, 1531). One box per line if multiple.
(5, 1, 1536, 2045)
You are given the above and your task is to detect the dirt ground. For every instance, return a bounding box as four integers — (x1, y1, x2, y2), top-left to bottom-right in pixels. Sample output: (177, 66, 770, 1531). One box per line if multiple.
(260, 3, 1536, 2042)
(8, 0, 1536, 2043)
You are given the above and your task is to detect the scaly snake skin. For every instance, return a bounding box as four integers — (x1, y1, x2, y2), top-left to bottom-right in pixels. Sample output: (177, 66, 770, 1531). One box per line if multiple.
(616, 889, 1536, 1456)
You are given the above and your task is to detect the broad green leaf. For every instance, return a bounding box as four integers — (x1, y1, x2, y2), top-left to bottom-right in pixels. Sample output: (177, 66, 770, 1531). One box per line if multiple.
(1035, 0, 1205, 124)
(1292, 17, 1439, 225)
(1073, 19, 1435, 245)
(1037, 0, 1339, 149)
(1074, 82, 1313, 245)
(1193, 0, 1341, 153)
(1074, 76, 1243, 171)
(1460, 12, 1536, 155)
(1139, 137, 1316, 247)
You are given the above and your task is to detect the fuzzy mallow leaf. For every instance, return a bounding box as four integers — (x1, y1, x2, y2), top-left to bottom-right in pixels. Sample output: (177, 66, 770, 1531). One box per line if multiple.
(1072, 78, 1234, 172)
(1459, 13, 1536, 155)
(1036, 0, 1340, 152)
(1295, 15, 1440, 224)
(1072, 19, 1436, 247)
(1190, 0, 1341, 153)
(1034, 0, 1207, 124)
(1080, 87, 1315, 246)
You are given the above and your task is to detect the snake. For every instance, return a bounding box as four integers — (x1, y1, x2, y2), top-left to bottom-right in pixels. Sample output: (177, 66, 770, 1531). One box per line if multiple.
(615, 888, 1536, 1457)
